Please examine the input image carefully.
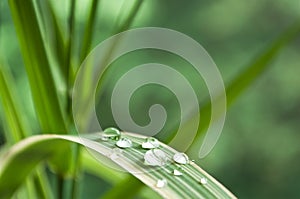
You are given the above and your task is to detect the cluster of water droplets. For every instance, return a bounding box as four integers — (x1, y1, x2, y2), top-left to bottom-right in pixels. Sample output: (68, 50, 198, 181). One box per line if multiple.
(100, 127, 208, 188)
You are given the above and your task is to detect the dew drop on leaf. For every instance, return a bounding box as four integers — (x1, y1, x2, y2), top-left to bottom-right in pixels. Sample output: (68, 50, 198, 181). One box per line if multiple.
(199, 177, 208, 185)
(142, 137, 160, 149)
(102, 127, 121, 141)
(173, 169, 183, 176)
(173, 152, 189, 164)
(144, 149, 168, 166)
(116, 137, 133, 148)
(156, 179, 167, 188)
(109, 148, 123, 160)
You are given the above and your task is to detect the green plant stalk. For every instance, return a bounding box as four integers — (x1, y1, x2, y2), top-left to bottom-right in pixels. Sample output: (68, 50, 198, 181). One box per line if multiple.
(85, 0, 144, 111)
(66, 0, 76, 117)
(33, 167, 53, 199)
(73, 0, 145, 132)
(8, 0, 68, 133)
(63, 0, 78, 198)
(36, 0, 68, 82)
(70, 144, 81, 199)
(0, 62, 26, 141)
(80, 0, 100, 63)
(0, 62, 52, 199)
(8, 1, 74, 198)
(101, 176, 143, 199)
(113, 0, 144, 34)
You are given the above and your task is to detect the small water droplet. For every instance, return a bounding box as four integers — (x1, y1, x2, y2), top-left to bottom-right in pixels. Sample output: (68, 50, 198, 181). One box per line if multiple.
(142, 137, 160, 149)
(144, 149, 168, 166)
(102, 127, 121, 140)
(101, 136, 109, 141)
(199, 177, 208, 185)
(109, 148, 123, 160)
(173, 169, 183, 176)
(173, 152, 189, 164)
(116, 137, 132, 148)
(156, 179, 167, 188)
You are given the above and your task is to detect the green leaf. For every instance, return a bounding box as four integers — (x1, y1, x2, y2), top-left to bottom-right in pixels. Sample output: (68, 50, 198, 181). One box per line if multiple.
(79, 0, 100, 63)
(36, 0, 68, 82)
(187, 21, 300, 153)
(0, 133, 236, 199)
(113, 0, 144, 34)
(0, 62, 54, 199)
(0, 62, 28, 142)
(226, 21, 300, 106)
(8, 0, 67, 133)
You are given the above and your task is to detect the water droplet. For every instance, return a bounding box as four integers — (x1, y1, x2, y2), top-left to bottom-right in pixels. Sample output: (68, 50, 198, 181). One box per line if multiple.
(142, 137, 160, 149)
(199, 177, 208, 185)
(102, 127, 121, 140)
(101, 136, 109, 141)
(116, 137, 132, 148)
(109, 148, 123, 160)
(173, 152, 189, 164)
(156, 179, 167, 188)
(144, 149, 168, 166)
(173, 169, 183, 176)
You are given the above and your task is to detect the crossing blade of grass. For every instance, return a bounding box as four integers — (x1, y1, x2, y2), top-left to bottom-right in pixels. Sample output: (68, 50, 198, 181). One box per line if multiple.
(0, 133, 236, 199)
(0, 62, 27, 142)
(79, 0, 100, 63)
(113, 0, 144, 34)
(0, 61, 53, 199)
(186, 20, 300, 156)
(8, 0, 67, 133)
(226, 21, 300, 106)
(37, 0, 68, 82)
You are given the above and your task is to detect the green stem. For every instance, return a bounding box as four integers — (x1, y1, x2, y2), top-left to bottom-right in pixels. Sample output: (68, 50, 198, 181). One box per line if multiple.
(66, 0, 77, 119)
(34, 167, 54, 199)
(70, 145, 81, 199)
(101, 176, 143, 199)
(80, 0, 100, 63)
(113, 0, 144, 34)
(57, 175, 64, 199)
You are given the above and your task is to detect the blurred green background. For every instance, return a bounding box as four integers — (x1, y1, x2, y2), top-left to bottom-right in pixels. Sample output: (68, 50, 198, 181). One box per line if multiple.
(1, 0, 300, 198)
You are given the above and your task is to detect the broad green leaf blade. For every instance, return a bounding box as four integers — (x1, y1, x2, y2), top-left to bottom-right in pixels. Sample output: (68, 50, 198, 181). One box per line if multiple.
(8, 0, 67, 133)
(0, 62, 28, 142)
(187, 21, 300, 153)
(0, 133, 236, 199)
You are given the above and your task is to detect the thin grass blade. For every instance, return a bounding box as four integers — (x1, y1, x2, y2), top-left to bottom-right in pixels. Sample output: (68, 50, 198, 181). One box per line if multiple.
(8, 0, 67, 133)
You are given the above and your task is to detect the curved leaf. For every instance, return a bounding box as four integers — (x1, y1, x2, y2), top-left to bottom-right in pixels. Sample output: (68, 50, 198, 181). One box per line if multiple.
(0, 133, 236, 199)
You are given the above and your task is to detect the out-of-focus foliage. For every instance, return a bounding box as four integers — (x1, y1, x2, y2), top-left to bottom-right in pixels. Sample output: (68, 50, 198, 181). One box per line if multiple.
(0, 0, 299, 198)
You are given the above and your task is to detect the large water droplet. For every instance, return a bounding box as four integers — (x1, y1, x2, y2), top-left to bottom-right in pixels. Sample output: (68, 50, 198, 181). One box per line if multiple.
(173, 169, 183, 176)
(102, 127, 121, 141)
(142, 137, 160, 149)
(156, 179, 167, 188)
(116, 137, 132, 148)
(199, 177, 208, 185)
(173, 153, 189, 164)
(109, 148, 123, 160)
(144, 149, 168, 166)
